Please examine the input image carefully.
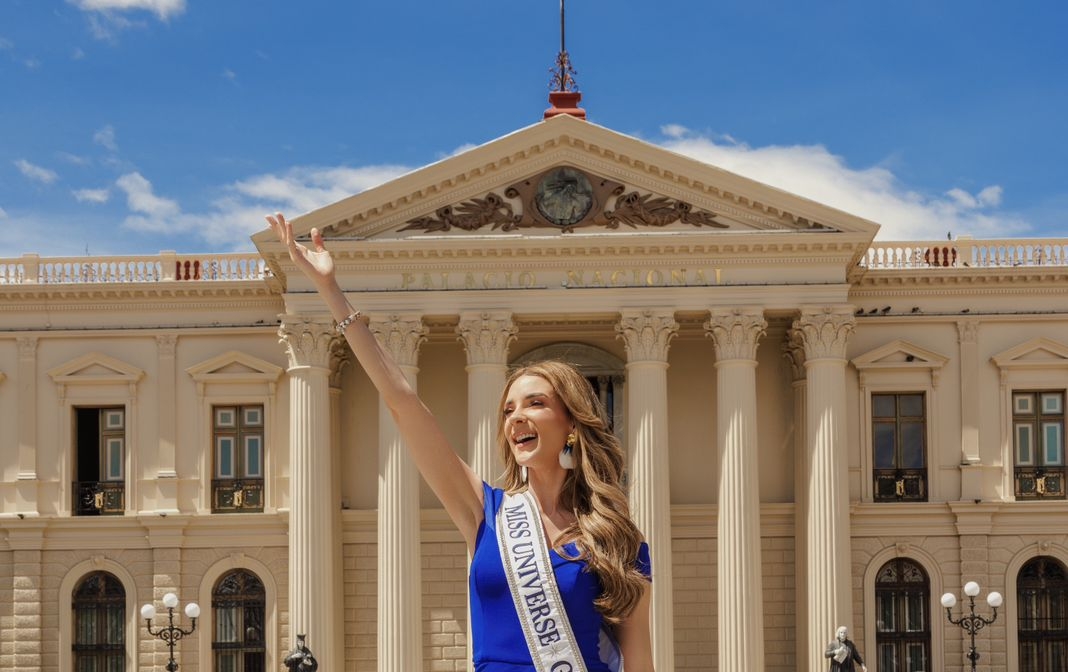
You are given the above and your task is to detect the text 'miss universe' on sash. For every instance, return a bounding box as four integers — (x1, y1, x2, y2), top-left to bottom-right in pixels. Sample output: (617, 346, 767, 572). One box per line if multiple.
(497, 490, 588, 672)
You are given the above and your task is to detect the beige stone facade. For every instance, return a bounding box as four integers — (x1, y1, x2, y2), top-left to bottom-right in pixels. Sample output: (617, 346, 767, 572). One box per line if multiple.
(3, 113, 1068, 671)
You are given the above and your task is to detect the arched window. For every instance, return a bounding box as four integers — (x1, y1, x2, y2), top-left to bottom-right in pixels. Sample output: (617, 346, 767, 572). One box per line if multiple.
(212, 569, 266, 672)
(875, 558, 930, 671)
(72, 571, 125, 671)
(1018, 556, 1068, 670)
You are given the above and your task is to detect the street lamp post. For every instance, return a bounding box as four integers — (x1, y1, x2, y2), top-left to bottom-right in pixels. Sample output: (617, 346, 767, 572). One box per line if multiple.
(141, 592, 200, 672)
(941, 581, 1003, 672)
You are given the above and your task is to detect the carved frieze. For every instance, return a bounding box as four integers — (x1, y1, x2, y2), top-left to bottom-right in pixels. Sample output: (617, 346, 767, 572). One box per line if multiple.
(400, 166, 725, 234)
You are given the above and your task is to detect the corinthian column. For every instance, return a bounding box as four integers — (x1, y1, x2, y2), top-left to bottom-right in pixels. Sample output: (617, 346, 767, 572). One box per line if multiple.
(368, 313, 428, 672)
(705, 307, 767, 671)
(278, 316, 339, 670)
(616, 309, 678, 672)
(783, 329, 810, 668)
(793, 306, 856, 672)
(456, 311, 517, 482)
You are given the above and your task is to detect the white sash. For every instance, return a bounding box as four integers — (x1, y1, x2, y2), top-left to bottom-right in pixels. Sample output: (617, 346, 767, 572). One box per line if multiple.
(497, 490, 588, 672)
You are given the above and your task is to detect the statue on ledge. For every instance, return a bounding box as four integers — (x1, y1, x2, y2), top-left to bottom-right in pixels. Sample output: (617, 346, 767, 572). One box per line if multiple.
(283, 634, 318, 672)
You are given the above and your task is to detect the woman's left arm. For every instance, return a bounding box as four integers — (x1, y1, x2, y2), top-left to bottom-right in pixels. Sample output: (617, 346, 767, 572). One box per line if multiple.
(615, 582, 655, 672)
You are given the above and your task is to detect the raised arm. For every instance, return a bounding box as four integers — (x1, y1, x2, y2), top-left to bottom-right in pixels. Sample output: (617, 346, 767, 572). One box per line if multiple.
(267, 213, 485, 547)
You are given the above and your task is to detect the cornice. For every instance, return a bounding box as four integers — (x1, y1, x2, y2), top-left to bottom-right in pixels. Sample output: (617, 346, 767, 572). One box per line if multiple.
(0, 295, 281, 314)
(0, 282, 274, 305)
(852, 269, 1068, 296)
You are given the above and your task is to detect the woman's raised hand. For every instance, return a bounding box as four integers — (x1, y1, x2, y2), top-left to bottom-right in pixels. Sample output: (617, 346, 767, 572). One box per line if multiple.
(266, 212, 336, 287)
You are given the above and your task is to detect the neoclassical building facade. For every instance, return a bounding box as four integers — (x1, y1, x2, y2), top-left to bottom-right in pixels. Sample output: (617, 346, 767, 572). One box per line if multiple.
(2, 112, 1068, 672)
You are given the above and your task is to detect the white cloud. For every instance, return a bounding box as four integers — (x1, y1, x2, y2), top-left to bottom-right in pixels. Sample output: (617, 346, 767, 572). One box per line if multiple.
(116, 172, 180, 223)
(71, 0, 186, 20)
(14, 159, 59, 185)
(222, 68, 237, 82)
(654, 127, 1028, 240)
(71, 0, 185, 40)
(72, 47, 86, 60)
(73, 188, 110, 204)
(93, 125, 118, 152)
(57, 152, 92, 166)
(0, 206, 8, 219)
(24, 58, 41, 71)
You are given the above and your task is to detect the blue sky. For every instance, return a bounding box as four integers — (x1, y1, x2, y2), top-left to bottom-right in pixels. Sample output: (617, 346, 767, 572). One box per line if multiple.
(2, 0, 1066, 258)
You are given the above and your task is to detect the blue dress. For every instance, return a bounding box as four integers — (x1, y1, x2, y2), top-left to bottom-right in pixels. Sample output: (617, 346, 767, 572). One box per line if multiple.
(469, 482, 652, 672)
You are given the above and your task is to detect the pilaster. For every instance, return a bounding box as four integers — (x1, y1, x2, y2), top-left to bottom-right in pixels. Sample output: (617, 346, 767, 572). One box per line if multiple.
(15, 337, 37, 515)
(616, 308, 677, 672)
(794, 305, 855, 672)
(368, 313, 428, 672)
(705, 307, 768, 672)
(155, 334, 179, 512)
(279, 315, 339, 671)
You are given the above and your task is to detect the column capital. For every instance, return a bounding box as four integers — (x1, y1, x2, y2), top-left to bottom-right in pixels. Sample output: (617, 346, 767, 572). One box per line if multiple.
(368, 313, 428, 367)
(704, 307, 767, 362)
(456, 311, 517, 366)
(793, 305, 856, 361)
(16, 336, 38, 360)
(616, 309, 678, 363)
(328, 338, 351, 389)
(782, 328, 807, 382)
(156, 334, 177, 357)
(278, 315, 336, 369)
(957, 318, 979, 344)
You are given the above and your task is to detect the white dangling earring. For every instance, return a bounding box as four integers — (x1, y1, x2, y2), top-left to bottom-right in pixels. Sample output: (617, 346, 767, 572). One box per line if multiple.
(521, 465, 528, 483)
(559, 432, 576, 470)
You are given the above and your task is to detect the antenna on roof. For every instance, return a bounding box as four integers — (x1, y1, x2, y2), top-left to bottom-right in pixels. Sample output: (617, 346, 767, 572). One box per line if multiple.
(544, 0, 586, 120)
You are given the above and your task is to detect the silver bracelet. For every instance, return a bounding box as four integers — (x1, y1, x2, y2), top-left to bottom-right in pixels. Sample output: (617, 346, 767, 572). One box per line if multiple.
(335, 311, 362, 335)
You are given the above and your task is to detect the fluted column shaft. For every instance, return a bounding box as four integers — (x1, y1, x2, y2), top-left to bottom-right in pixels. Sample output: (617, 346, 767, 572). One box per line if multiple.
(369, 314, 428, 672)
(279, 316, 338, 670)
(457, 312, 517, 482)
(617, 309, 678, 672)
(794, 306, 855, 672)
(784, 330, 809, 668)
(706, 308, 767, 671)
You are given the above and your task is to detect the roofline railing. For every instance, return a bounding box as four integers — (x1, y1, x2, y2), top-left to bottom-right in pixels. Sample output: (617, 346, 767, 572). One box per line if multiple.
(0, 252, 269, 285)
(860, 238, 1068, 270)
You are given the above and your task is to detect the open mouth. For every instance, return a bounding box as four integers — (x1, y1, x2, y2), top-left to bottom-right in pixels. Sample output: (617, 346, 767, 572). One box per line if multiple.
(513, 432, 537, 447)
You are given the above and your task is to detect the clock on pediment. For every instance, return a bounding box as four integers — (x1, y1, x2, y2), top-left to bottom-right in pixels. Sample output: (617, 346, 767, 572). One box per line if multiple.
(400, 165, 726, 233)
(533, 167, 595, 227)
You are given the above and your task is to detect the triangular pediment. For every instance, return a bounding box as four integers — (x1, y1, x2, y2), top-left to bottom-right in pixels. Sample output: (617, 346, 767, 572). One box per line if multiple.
(992, 337, 1068, 369)
(252, 114, 879, 247)
(186, 351, 284, 383)
(48, 353, 145, 385)
(852, 340, 950, 371)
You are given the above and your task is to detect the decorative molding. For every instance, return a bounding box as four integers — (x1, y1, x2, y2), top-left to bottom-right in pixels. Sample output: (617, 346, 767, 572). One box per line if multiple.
(704, 308, 767, 361)
(991, 336, 1068, 370)
(616, 309, 679, 363)
(278, 317, 336, 369)
(186, 350, 284, 387)
(851, 339, 950, 388)
(793, 306, 855, 361)
(47, 351, 145, 386)
(782, 328, 807, 382)
(455, 312, 517, 365)
(399, 167, 725, 235)
(368, 314, 428, 367)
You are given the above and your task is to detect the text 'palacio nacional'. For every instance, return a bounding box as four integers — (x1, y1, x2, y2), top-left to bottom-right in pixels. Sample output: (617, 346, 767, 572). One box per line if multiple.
(2, 91, 1068, 672)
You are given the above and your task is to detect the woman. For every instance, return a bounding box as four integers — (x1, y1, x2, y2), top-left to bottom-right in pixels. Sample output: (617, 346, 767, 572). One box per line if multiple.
(267, 213, 654, 671)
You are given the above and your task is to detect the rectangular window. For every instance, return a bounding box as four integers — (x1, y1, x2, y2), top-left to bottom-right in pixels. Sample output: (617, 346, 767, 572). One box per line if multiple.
(1015, 391, 1066, 499)
(872, 393, 928, 502)
(73, 407, 126, 516)
(212, 404, 265, 513)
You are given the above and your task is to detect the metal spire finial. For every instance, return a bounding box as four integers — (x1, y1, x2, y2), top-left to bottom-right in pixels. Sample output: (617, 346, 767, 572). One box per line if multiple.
(549, 0, 578, 92)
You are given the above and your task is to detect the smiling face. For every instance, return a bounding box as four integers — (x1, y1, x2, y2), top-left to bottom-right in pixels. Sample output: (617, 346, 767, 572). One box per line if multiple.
(502, 374, 574, 474)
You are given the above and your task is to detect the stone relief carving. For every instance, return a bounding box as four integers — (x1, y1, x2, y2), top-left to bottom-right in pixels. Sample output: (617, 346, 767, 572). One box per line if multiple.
(400, 166, 724, 234)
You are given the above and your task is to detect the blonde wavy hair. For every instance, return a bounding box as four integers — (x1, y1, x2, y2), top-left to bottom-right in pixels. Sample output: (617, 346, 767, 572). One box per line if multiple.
(496, 360, 647, 624)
